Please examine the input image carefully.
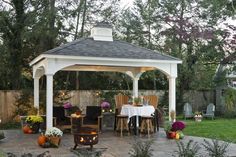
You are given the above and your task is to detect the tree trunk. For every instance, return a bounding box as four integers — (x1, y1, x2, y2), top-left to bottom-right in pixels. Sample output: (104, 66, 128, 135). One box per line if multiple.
(48, 0, 56, 49)
(74, 0, 84, 40)
(80, 0, 87, 37)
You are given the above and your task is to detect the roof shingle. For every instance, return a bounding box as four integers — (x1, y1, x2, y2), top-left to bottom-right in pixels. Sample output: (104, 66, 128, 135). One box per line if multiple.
(43, 38, 180, 61)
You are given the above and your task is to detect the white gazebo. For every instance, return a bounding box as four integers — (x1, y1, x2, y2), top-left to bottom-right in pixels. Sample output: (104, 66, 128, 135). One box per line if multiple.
(30, 23, 182, 129)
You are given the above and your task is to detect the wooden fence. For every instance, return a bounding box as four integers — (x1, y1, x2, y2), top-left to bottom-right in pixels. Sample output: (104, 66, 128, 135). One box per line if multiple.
(0, 90, 215, 124)
(0, 91, 19, 123)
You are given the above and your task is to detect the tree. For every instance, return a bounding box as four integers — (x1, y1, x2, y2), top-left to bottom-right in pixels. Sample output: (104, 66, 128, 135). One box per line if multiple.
(0, 0, 26, 89)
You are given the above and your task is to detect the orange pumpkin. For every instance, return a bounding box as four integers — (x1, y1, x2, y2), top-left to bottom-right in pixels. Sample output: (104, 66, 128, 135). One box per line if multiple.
(170, 131, 176, 139)
(28, 129, 33, 134)
(23, 125, 30, 134)
(38, 134, 47, 146)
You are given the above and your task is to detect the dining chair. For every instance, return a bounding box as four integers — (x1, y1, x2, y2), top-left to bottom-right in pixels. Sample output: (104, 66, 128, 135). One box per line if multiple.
(143, 95, 158, 108)
(143, 95, 159, 132)
(114, 94, 129, 136)
(140, 116, 154, 138)
(115, 94, 129, 110)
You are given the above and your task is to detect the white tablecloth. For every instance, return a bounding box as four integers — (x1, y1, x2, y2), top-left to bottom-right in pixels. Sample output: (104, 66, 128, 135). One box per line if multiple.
(120, 104, 155, 122)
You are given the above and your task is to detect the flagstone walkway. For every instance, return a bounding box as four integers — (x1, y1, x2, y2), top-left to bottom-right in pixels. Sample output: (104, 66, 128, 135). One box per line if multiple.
(0, 129, 236, 157)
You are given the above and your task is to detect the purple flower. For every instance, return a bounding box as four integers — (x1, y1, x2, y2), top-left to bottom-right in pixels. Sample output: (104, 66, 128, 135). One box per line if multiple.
(172, 121, 185, 131)
(63, 102, 72, 109)
(100, 101, 110, 109)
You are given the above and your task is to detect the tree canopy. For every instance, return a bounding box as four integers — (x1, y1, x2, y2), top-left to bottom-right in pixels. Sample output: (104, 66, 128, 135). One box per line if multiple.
(0, 0, 235, 104)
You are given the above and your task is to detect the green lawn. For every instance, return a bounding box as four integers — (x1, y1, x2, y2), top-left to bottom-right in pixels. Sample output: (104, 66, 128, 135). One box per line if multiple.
(182, 118, 236, 143)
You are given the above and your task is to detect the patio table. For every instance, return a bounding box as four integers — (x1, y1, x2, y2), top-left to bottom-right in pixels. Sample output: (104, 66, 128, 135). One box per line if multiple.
(120, 104, 155, 135)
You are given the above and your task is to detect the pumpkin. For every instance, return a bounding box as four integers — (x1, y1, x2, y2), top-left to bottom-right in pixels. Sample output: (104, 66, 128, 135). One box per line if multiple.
(169, 131, 176, 139)
(38, 134, 47, 146)
(28, 129, 33, 134)
(175, 133, 180, 140)
(23, 125, 30, 134)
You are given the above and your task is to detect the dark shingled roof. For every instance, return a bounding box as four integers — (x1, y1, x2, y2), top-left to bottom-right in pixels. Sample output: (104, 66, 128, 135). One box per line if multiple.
(43, 38, 180, 61)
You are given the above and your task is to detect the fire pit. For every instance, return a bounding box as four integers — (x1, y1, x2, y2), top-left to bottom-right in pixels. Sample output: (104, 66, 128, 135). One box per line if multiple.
(73, 127, 98, 150)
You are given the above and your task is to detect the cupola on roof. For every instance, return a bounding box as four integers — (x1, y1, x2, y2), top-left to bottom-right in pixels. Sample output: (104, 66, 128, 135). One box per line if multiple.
(90, 22, 113, 41)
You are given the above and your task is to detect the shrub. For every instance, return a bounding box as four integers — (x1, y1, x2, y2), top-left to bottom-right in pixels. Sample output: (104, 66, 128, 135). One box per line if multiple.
(202, 139, 229, 157)
(164, 121, 172, 132)
(222, 88, 236, 118)
(129, 138, 154, 157)
(0, 121, 21, 129)
(174, 140, 200, 157)
(14, 90, 34, 116)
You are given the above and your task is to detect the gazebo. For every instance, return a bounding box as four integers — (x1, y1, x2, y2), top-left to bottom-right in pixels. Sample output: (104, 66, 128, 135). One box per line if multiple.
(30, 23, 182, 129)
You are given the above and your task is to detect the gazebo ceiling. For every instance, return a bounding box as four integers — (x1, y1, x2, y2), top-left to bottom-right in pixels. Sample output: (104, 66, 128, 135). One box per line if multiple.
(61, 65, 156, 74)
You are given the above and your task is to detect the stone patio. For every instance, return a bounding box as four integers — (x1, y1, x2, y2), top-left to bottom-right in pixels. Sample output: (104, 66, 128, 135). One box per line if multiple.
(1, 129, 236, 157)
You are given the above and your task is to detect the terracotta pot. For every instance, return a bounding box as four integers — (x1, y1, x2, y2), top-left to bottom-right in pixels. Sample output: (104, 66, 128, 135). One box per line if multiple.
(48, 136, 61, 147)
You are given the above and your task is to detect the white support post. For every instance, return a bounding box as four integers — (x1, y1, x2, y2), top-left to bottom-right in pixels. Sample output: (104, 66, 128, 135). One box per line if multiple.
(46, 74, 53, 129)
(169, 76, 176, 121)
(34, 77, 40, 110)
(133, 78, 139, 97)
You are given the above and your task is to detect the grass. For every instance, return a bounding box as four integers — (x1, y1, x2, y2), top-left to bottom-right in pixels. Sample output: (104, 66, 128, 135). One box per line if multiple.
(182, 118, 236, 143)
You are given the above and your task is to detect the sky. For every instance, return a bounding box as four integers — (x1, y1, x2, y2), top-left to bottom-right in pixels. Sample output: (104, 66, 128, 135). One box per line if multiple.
(120, 0, 134, 9)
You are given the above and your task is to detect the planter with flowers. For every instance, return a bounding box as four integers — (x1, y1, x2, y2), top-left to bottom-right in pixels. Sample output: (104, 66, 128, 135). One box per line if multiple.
(45, 127, 63, 147)
(63, 102, 73, 116)
(133, 97, 142, 106)
(164, 121, 185, 140)
(24, 115, 43, 134)
(194, 112, 202, 122)
(100, 101, 112, 112)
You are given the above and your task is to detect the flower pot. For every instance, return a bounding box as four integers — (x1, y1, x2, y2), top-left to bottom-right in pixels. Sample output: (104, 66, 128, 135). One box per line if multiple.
(30, 123, 41, 134)
(194, 116, 202, 122)
(47, 136, 61, 147)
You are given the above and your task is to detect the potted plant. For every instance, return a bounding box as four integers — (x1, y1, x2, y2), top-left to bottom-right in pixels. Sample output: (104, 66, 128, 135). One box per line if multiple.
(45, 127, 63, 147)
(133, 97, 141, 106)
(25, 115, 43, 133)
(63, 102, 73, 116)
(171, 121, 185, 139)
(164, 121, 185, 139)
(194, 112, 202, 122)
(164, 121, 174, 139)
(100, 101, 111, 112)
